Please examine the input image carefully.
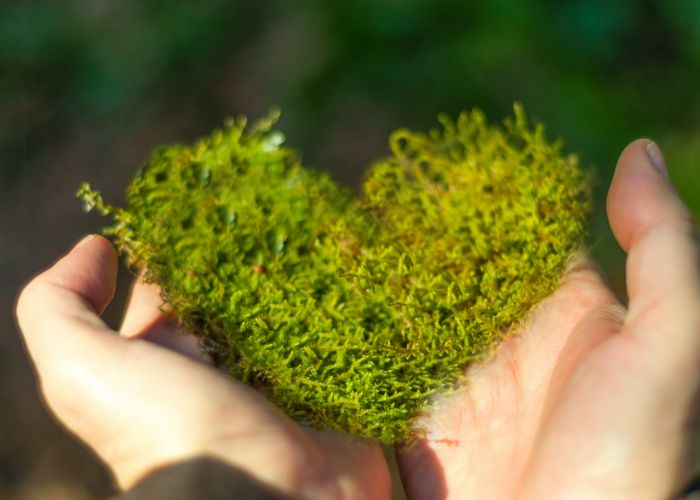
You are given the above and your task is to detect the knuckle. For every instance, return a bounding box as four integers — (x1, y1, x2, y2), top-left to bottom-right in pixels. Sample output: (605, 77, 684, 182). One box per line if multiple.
(15, 272, 55, 318)
(15, 276, 43, 319)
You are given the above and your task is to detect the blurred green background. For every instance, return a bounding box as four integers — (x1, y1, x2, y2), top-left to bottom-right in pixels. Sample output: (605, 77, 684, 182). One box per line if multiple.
(1, 0, 699, 497)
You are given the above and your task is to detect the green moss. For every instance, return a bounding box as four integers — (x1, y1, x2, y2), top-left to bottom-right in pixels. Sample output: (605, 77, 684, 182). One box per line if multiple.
(78, 105, 590, 443)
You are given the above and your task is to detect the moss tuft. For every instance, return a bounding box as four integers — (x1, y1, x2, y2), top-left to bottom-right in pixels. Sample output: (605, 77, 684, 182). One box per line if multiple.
(78, 105, 590, 443)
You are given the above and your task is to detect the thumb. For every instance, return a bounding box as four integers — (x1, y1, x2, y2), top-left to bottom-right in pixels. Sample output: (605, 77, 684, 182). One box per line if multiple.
(607, 139, 700, 360)
(16, 235, 119, 371)
(15, 236, 301, 489)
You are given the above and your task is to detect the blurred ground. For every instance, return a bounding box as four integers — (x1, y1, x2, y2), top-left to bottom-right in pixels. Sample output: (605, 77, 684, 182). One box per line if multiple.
(2, 1, 700, 497)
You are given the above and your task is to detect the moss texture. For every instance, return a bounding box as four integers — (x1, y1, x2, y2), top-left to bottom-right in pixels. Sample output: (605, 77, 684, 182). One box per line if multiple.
(78, 105, 590, 443)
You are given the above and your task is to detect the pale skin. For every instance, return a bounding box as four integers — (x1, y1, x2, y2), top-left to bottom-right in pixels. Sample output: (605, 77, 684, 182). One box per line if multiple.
(15, 139, 700, 499)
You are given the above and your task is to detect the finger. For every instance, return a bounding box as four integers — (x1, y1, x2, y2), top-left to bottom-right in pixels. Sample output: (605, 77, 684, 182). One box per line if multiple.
(16, 235, 120, 372)
(607, 139, 700, 354)
(121, 277, 211, 362)
(120, 272, 170, 338)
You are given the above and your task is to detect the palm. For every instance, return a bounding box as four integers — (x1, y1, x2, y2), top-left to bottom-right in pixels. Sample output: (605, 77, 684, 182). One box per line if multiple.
(123, 265, 614, 500)
(108, 281, 392, 499)
(399, 257, 697, 499)
(17, 240, 391, 499)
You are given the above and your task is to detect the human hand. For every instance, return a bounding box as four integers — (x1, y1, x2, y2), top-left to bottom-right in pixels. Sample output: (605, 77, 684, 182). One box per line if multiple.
(15, 236, 390, 499)
(398, 139, 700, 499)
(17, 139, 699, 500)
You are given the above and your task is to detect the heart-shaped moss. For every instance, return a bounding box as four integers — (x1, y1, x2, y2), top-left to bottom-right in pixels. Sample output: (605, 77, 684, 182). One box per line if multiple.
(78, 105, 590, 443)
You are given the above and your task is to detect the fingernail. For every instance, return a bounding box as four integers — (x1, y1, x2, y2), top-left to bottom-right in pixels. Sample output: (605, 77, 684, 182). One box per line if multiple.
(75, 234, 96, 249)
(645, 141, 669, 179)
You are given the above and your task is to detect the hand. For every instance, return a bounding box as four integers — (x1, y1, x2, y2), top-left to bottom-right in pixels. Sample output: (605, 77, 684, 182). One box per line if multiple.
(16, 139, 699, 500)
(398, 140, 700, 499)
(15, 237, 391, 498)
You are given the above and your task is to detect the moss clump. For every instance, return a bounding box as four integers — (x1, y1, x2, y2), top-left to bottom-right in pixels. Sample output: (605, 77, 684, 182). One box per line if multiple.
(78, 105, 590, 443)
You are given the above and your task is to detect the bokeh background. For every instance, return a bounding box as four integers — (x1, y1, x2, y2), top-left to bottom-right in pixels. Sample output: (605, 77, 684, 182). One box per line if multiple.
(2, 0, 699, 497)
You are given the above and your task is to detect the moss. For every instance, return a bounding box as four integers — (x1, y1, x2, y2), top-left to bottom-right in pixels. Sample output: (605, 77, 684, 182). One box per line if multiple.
(78, 104, 590, 443)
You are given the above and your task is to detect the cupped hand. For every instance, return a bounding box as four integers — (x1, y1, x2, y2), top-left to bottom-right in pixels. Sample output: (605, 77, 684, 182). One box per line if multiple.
(15, 236, 390, 499)
(16, 139, 699, 500)
(398, 140, 700, 499)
